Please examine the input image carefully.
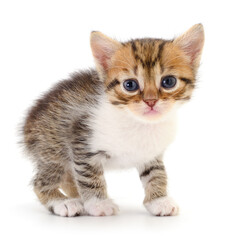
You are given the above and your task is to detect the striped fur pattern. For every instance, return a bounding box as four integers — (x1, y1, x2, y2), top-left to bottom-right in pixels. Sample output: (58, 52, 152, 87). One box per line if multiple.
(22, 24, 204, 217)
(138, 157, 167, 203)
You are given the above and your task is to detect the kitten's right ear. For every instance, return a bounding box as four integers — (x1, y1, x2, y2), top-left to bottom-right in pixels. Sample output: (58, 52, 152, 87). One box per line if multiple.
(174, 24, 204, 70)
(90, 31, 121, 79)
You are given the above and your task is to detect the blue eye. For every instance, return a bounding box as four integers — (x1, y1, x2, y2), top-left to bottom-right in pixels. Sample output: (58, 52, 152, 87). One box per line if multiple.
(161, 76, 177, 89)
(123, 79, 139, 91)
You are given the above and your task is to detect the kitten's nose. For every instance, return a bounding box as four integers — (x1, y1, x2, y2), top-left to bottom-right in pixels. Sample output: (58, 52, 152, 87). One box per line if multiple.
(143, 99, 157, 108)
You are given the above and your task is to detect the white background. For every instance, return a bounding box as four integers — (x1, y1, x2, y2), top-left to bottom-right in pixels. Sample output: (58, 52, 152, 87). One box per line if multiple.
(1, 0, 233, 239)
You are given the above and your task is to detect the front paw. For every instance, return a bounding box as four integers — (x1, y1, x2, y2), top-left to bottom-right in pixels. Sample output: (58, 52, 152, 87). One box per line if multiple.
(47, 198, 84, 217)
(84, 197, 119, 216)
(144, 196, 179, 216)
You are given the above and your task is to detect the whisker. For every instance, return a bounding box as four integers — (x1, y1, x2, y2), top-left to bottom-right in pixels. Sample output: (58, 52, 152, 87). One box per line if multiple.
(162, 56, 184, 65)
(114, 59, 132, 69)
(105, 66, 129, 71)
(122, 50, 133, 67)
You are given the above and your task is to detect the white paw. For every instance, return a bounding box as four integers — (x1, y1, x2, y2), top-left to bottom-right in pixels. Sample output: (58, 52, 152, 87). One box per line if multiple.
(47, 198, 84, 217)
(84, 197, 119, 216)
(144, 196, 179, 216)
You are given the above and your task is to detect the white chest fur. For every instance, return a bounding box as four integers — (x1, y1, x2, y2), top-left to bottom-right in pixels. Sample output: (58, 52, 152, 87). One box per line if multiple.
(89, 98, 177, 169)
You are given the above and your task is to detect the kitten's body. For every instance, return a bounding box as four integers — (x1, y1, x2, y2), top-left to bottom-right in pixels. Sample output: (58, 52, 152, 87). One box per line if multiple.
(23, 25, 204, 217)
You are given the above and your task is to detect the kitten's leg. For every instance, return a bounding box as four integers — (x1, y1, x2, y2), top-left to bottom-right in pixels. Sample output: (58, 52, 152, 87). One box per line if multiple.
(33, 162, 84, 217)
(60, 171, 79, 198)
(72, 152, 119, 216)
(138, 158, 179, 216)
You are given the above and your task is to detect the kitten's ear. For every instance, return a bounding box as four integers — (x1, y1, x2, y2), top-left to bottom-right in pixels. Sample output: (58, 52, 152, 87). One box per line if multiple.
(174, 24, 204, 70)
(90, 31, 122, 78)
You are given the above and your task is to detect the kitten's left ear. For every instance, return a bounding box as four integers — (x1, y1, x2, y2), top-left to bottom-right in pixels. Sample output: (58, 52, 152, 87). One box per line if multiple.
(90, 31, 122, 79)
(174, 24, 204, 70)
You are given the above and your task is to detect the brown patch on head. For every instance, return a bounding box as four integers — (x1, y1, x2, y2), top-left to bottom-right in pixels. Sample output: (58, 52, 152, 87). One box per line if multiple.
(105, 45, 141, 106)
(157, 42, 196, 101)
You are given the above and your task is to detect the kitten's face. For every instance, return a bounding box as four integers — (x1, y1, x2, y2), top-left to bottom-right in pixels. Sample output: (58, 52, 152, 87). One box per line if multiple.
(91, 25, 204, 122)
(105, 40, 195, 122)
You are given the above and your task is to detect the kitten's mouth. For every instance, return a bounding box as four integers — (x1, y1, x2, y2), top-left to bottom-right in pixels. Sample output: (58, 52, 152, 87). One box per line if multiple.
(143, 108, 159, 115)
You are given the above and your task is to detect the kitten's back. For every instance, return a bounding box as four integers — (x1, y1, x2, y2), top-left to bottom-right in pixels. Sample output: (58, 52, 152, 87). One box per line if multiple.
(23, 69, 101, 160)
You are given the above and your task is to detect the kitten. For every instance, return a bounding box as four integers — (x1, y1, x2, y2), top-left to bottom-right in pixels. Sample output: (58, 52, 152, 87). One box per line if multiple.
(23, 24, 204, 217)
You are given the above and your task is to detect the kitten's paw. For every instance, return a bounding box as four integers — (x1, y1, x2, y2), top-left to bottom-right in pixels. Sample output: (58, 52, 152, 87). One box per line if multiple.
(84, 197, 119, 216)
(47, 198, 84, 217)
(144, 196, 179, 216)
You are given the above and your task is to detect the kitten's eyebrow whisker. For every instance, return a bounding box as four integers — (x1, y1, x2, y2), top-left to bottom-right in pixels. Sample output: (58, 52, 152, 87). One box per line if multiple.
(162, 56, 184, 65)
(129, 47, 134, 62)
(105, 66, 129, 71)
(121, 50, 133, 67)
(114, 59, 132, 69)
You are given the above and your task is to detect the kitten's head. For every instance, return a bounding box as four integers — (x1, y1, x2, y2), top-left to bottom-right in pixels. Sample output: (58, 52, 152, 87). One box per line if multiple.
(90, 24, 204, 122)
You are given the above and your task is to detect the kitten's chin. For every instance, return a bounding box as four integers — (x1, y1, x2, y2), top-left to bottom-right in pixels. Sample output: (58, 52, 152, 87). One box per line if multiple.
(126, 108, 169, 124)
(126, 103, 179, 124)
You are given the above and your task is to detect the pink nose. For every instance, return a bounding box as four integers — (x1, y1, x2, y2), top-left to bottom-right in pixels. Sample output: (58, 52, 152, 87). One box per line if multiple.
(143, 99, 157, 108)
